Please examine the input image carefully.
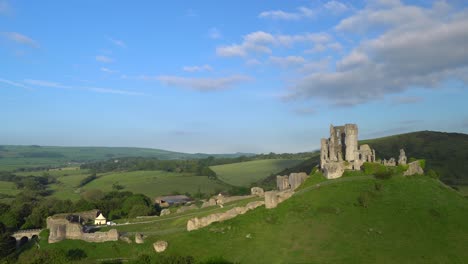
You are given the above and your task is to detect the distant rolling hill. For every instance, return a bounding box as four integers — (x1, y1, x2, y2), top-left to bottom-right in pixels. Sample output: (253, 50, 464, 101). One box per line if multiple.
(0, 145, 254, 171)
(260, 131, 468, 189)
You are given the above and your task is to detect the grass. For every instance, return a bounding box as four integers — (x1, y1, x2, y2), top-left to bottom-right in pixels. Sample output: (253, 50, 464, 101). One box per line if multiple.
(21, 174, 468, 263)
(210, 159, 304, 187)
(0, 145, 253, 171)
(82, 170, 230, 198)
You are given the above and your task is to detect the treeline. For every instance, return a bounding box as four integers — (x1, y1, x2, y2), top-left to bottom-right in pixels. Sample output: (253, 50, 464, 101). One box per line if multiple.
(80, 152, 314, 175)
(0, 171, 56, 195)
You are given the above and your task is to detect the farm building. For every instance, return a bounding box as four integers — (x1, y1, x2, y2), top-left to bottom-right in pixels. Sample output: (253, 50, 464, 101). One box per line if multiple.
(155, 195, 192, 207)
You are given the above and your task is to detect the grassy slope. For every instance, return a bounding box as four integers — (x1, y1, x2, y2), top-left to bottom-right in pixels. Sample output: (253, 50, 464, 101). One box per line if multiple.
(0, 145, 253, 171)
(361, 131, 468, 185)
(29, 175, 468, 263)
(210, 159, 304, 187)
(82, 170, 229, 198)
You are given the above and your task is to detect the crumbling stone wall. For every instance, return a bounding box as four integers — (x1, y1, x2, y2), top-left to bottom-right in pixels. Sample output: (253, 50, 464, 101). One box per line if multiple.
(47, 216, 119, 243)
(187, 201, 265, 231)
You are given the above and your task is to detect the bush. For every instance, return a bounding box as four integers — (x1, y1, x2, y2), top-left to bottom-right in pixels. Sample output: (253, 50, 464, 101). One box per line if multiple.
(362, 162, 387, 175)
(374, 169, 393, 180)
(426, 169, 439, 179)
(419, 159, 426, 169)
(374, 182, 383, 191)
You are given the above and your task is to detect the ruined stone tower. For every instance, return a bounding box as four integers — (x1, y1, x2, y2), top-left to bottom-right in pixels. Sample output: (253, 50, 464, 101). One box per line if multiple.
(320, 124, 376, 179)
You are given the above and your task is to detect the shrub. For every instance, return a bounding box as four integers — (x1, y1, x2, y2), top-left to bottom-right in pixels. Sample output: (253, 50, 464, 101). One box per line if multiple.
(426, 169, 439, 179)
(374, 169, 393, 180)
(362, 162, 387, 175)
(358, 192, 371, 208)
(419, 159, 426, 169)
(374, 182, 383, 191)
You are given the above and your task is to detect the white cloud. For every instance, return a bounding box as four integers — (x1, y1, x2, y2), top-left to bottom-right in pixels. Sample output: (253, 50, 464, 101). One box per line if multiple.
(246, 59, 261, 66)
(23, 79, 143, 95)
(100, 67, 118, 74)
(269, 56, 305, 68)
(209, 27, 222, 39)
(217, 31, 330, 57)
(259, 6, 315, 20)
(23, 79, 71, 89)
(108, 37, 126, 48)
(324, 1, 349, 14)
(87, 87, 144, 96)
(0, 78, 28, 89)
(182, 64, 213, 72)
(153, 75, 252, 91)
(285, 2, 468, 106)
(96, 55, 114, 63)
(2, 32, 38, 48)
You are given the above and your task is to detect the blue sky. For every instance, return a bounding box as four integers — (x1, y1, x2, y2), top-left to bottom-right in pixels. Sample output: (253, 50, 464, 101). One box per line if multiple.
(1, 0, 468, 153)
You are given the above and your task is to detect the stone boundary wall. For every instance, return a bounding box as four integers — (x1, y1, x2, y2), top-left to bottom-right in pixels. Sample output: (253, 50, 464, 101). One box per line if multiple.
(187, 201, 264, 231)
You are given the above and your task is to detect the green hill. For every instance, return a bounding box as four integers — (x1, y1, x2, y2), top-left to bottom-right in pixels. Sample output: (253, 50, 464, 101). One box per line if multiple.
(0, 145, 254, 171)
(210, 159, 304, 187)
(360, 131, 468, 186)
(260, 131, 468, 191)
(19, 174, 468, 263)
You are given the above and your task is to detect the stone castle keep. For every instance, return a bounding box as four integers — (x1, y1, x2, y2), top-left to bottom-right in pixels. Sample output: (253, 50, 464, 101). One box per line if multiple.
(320, 124, 376, 179)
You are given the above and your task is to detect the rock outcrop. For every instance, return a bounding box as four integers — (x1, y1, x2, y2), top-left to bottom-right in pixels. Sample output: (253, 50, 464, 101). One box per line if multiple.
(135, 233, 144, 244)
(323, 162, 344, 179)
(176, 204, 198, 214)
(153, 241, 168, 253)
(201, 198, 217, 208)
(187, 201, 264, 231)
(251, 187, 264, 197)
(160, 209, 171, 216)
(404, 161, 424, 176)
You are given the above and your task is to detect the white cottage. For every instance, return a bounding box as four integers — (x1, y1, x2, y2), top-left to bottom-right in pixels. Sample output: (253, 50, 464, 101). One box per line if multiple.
(94, 213, 106, 225)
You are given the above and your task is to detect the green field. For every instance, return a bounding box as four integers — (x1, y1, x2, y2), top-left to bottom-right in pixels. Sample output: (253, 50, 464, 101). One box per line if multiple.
(82, 170, 230, 199)
(21, 174, 468, 263)
(210, 159, 304, 187)
(0, 145, 253, 171)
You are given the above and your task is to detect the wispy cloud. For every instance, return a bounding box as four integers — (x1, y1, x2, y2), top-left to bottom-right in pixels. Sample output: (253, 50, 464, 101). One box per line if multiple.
(216, 31, 330, 57)
(87, 87, 144, 96)
(182, 64, 213, 72)
(108, 37, 126, 48)
(23, 79, 143, 96)
(1, 32, 38, 48)
(149, 75, 252, 91)
(0, 78, 29, 89)
(24, 79, 71, 89)
(324, 1, 349, 14)
(95, 55, 114, 63)
(100, 67, 118, 74)
(259, 6, 315, 20)
(209, 27, 222, 39)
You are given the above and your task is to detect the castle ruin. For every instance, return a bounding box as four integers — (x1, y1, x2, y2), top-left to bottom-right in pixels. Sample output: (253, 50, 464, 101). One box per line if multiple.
(320, 124, 376, 179)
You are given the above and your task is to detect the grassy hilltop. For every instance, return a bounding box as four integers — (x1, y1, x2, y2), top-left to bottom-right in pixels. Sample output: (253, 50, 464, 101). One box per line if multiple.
(17, 174, 468, 263)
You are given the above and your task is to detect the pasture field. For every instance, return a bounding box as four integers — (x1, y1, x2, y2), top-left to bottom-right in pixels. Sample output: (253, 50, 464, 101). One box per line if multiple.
(82, 170, 230, 198)
(22, 175, 468, 263)
(210, 159, 304, 187)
